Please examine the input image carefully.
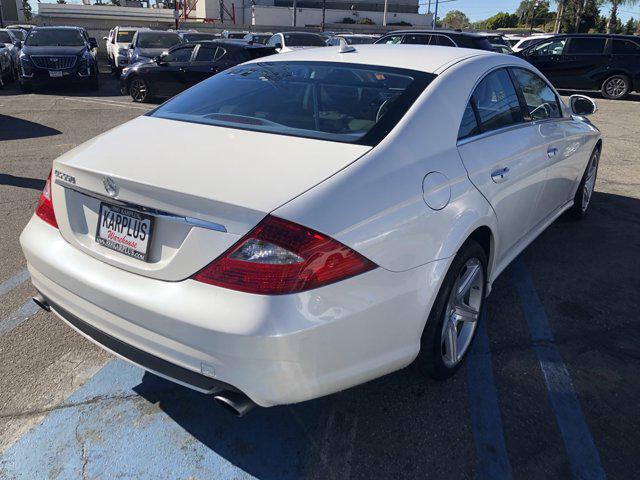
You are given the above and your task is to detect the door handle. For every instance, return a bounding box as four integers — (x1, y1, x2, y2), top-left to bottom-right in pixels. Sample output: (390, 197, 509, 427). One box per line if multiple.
(491, 167, 510, 183)
(547, 147, 558, 158)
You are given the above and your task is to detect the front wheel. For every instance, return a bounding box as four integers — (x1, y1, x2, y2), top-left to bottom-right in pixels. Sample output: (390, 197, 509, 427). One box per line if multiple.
(570, 147, 600, 219)
(417, 240, 487, 380)
(601, 75, 630, 100)
(129, 77, 150, 103)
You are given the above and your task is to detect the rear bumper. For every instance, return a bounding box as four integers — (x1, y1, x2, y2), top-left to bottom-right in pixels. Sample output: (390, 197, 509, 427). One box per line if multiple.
(21, 215, 445, 406)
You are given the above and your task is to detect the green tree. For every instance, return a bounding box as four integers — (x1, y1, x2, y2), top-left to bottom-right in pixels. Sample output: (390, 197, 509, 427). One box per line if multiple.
(22, 0, 33, 20)
(625, 17, 639, 34)
(562, 0, 603, 32)
(606, 0, 638, 33)
(442, 10, 470, 29)
(484, 12, 519, 29)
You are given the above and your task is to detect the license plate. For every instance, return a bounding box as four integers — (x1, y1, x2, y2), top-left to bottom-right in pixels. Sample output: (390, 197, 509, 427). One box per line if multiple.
(49, 71, 63, 78)
(95, 203, 154, 261)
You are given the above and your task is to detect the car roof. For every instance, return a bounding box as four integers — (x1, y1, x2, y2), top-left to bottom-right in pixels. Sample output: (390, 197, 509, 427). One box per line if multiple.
(381, 29, 488, 38)
(32, 26, 83, 30)
(280, 31, 323, 36)
(250, 44, 495, 73)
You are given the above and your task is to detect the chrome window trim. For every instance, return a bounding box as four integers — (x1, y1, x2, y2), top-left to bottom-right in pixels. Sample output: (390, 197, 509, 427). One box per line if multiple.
(55, 179, 227, 233)
(457, 116, 571, 147)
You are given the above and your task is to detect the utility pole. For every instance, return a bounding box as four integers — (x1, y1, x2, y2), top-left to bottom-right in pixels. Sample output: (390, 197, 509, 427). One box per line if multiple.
(321, 0, 326, 31)
(173, 0, 179, 30)
(0, 0, 4, 29)
(432, 0, 439, 29)
(292, 0, 297, 26)
(382, 0, 388, 26)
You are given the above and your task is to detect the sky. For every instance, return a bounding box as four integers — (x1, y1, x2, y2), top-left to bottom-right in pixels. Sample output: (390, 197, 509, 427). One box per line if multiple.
(421, 0, 640, 23)
(27, 0, 640, 23)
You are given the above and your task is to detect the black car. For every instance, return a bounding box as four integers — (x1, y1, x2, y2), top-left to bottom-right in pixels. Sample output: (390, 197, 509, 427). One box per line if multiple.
(374, 29, 493, 50)
(18, 26, 99, 91)
(515, 34, 640, 99)
(243, 33, 272, 45)
(121, 40, 276, 102)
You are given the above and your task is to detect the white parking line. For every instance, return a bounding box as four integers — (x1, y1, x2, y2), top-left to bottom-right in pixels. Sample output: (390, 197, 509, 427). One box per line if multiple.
(0, 269, 29, 297)
(62, 97, 151, 111)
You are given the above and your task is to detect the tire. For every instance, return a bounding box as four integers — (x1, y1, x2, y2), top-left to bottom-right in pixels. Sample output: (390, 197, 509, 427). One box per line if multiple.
(569, 146, 600, 219)
(129, 76, 150, 103)
(417, 239, 487, 380)
(601, 75, 630, 100)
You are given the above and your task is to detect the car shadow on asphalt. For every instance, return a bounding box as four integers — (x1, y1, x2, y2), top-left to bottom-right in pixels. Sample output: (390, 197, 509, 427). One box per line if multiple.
(0, 114, 62, 141)
(0, 173, 45, 191)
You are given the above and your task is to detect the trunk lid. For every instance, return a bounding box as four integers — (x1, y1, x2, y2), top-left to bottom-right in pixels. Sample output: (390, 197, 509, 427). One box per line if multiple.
(51, 115, 370, 281)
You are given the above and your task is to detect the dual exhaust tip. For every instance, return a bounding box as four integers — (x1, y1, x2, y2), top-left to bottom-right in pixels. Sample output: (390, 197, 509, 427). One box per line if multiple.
(33, 294, 256, 417)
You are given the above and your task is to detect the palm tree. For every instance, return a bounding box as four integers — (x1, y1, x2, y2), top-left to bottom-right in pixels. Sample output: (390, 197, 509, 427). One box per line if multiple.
(607, 0, 638, 33)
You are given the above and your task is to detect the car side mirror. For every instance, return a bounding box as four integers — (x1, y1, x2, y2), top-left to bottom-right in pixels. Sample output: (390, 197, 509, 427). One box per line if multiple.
(103, 36, 108, 41)
(15, 41, 22, 49)
(274, 42, 282, 50)
(156, 54, 168, 65)
(89, 37, 98, 49)
(128, 43, 134, 49)
(569, 95, 597, 116)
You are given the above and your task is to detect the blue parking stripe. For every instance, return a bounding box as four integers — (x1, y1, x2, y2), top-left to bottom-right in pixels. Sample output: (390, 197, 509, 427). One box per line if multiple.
(511, 258, 607, 480)
(0, 300, 40, 337)
(0, 360, 320, 479)
(467, 313, 514, 480)
(0, 268, 29, 297)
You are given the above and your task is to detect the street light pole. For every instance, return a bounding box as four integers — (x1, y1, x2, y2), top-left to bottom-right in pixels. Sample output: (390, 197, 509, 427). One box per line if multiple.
(432, 0, 439, 29)
(382, 0, 388, 26)
(321, 0, 326, 31)
(292, 0, 297, 26)
(174, 0, 179, 30)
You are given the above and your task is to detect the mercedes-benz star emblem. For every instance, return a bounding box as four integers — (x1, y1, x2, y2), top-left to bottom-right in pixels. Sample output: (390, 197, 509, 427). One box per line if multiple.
(103, 177, 119, 198)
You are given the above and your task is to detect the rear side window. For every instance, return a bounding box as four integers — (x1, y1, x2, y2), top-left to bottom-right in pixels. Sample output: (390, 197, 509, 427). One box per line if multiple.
(194, 46, 218, 62)
(511, 68, 561, 120)
(566, 37, 606, 54)
(378, 35, 403, 44)
(612, 39, 640, 54)
(434, 35, 456, 47)
(472, 69, 523, 132)
(403, 34, 430, 45)
(458, 102, 479, 140)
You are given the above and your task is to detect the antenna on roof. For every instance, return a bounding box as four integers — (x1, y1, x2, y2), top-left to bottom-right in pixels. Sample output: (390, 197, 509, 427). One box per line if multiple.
(338, 37, 356, 53)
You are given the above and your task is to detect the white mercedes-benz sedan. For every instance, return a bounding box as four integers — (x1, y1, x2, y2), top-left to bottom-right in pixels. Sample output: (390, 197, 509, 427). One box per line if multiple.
(21, 45, 601, 415)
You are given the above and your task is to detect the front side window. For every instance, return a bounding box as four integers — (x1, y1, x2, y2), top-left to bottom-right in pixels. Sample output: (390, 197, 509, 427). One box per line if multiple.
(165, 46, 195, 62)
(472, 69, 523, 133)
(566, 37, 606, 55)
(136, 33, 181, 49)
(151, 61, 434, 145)
(612, 39, 640, 54)
(511, 68, 561, 120)
(25, 29, 85, 47)
(378, 35, 403, 44)
(402, 34, 430, 45)
(530, 38, 566, 56)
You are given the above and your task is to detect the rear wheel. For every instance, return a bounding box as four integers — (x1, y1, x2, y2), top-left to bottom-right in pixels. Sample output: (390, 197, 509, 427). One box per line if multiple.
(129, 77, 150, 103)
(417, 240, 487, 380)
(570, 147, 599, 219)
(601, 75, 630, 100)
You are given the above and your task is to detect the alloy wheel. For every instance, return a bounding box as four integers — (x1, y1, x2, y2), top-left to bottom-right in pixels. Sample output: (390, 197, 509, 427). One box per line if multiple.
(130, 78, 148, 102)
(605, 78, 627, 98)
(582, 153, 598, 212)
(440, 258, 484, 367)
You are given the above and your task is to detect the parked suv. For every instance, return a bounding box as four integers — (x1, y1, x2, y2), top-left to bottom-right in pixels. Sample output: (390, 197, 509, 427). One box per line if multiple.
(104, 26, 149, 73)
(128, 30, 182, 66)
(18, 26, 99, 91)
(516, 34, 640, 99)
(0, 29, 21, 76)
(375, 29, 493, 50)
(121, 40, 276, 102)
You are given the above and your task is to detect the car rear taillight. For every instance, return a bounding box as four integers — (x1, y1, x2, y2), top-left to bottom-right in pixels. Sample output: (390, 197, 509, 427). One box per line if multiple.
(35, 170, 58, 229)
(192, 215, 377, 295)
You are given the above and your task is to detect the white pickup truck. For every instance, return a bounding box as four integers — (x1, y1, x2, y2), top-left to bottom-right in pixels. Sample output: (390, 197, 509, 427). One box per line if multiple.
(104, 26, 149, 73)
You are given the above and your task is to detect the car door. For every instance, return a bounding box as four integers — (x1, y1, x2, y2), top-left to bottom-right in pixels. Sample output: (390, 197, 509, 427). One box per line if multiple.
(509, 67, 572, 223)
(557, 36, 608, 90)
(522, 37, 567, 86)
(609, 37, 640, 83)
(152, 45, 196, 97)
(457, 68, 549, 259)
(183, 45, 223, 87)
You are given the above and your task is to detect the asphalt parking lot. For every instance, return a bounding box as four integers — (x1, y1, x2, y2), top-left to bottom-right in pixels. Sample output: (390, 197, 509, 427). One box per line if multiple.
(1, 73, 639, 480)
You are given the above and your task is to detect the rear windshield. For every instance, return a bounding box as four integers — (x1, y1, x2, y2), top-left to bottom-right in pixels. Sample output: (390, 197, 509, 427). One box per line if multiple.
(25, 29, 84, 47)
(183, 33, 219, 42)
(151, 61, 434, 145)
(117, 30, 136, 43)
(136, 32, 181, 48)
(284, 33, 326, 47)
(345, 36, 376, 45)
(0, 32, 13, 43)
